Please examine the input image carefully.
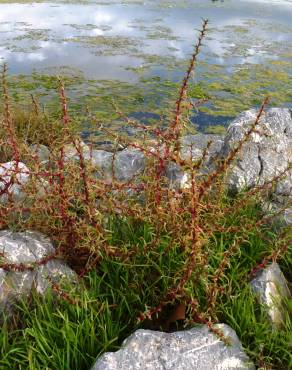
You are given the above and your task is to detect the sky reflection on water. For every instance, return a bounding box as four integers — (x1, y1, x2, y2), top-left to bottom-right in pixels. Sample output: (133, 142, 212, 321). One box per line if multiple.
(0, 0, 291, 80)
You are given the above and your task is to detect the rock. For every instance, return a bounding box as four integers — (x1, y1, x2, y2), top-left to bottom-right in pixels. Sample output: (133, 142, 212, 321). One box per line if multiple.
(91, 149, 114, 180)
(276, 172, 292, 197)
(263, 194, 292, 226)
(274, 172, 292, 225)
(29, 144, 51, 164)
(113, 149, 145, 182)
(1, 270, 36, 314)
(163, 134, 223, 189)
(250, 262, 291, 327)
(180, 134, 224, 162)
(35, 259, 76, 294)
(221, 108, 292, 193)
(0, 161, 30, 203)
(0, 269, 6, 286)
(72, 134, 223, 187)
(64, 140, 91, 162)
(0, 230, 54, 264)
(92, 324, 255, 370)
(283, 206, 292, 225)
(69, 147, 145, 183)
(34, 178, 50, 199)
(0, 161, 50, 205)
(94, 140, 125, 152)
(0, 230, 76, 315)
(165, 162, 190, 189)
(90, 148, 145, 182)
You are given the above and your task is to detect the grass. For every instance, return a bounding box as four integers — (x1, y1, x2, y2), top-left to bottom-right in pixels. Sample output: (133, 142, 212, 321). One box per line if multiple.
(0, 212, 291, 369)
(0, 20, 291, 370)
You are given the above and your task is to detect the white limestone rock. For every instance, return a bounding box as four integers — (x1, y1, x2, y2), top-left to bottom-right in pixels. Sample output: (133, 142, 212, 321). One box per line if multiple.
(0, 268, 37, 316)
(64, 140, 91, 162)
(221, 108, 292, 193)
(0, 230, 54, 264)
(36, 259, 77, 294)
(251, 262, 291, 327)
(164, 134, 224, 189)
(91, 149, 114, 180)
(0, 231, 76, 315)
(113, 149, 145, 182)
(165, 162, 190, 189)
(92, 324, 255, 370)
(0, 161, 30, 203)
(180, 133, 224, 162)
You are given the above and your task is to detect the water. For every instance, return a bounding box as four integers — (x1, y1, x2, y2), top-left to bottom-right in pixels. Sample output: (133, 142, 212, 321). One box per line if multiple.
(1, 0, 291, 78)
(0, 0, 291, 130)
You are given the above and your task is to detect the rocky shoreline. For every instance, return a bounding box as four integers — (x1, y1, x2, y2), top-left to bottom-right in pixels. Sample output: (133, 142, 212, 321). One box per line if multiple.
(0, 107, 291, 369)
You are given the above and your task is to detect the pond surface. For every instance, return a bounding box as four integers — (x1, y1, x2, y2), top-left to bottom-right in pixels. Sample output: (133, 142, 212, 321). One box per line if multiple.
(0, 0, 292, 132)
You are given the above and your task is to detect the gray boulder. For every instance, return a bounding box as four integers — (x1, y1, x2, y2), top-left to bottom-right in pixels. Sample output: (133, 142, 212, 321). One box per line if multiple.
(91, 149, 114, 181)
(0, 161, 50, 205)
(0, 230, 54, 263)
(0, 230, 76, 315)
(113, 149, 145, 182)
(65, 135, 224, 187)
(90, 135, 223, 187)
(164, 134, 224, 189)
(180, 134, 224, 162)
(263, 194, 292, 226)
(221, 108, 292, 224)
(251, 262, 291, 328)
(221, 108, 292, 192)
(276, 171, 292, 196)
(64, 140, 91, 162)
(76, 147, 146, 183)
(283, 206, 292, 225)
(165, 162, 190, 189)
(35, 259, 76, 294)
(29, 144, 51, 164)
(273, 172, 292, 225)
(0, 161, 30, 203)
(92, 324, 255, 370)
